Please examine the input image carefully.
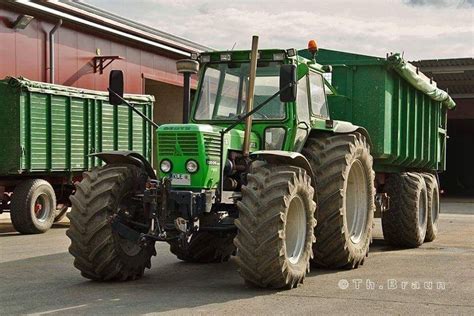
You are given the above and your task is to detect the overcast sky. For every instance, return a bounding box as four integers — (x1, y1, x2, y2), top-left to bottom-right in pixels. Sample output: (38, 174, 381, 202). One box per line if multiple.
(85, 0, 473, 60)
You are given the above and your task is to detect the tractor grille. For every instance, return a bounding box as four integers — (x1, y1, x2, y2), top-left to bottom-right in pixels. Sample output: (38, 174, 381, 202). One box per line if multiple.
(158, 133, 199, 156)
(203, 133, 221, 158)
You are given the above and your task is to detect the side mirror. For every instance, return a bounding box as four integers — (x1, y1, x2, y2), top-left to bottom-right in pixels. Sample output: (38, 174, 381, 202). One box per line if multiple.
(109, 70, 124, 105)
(279, 64, 297, 102)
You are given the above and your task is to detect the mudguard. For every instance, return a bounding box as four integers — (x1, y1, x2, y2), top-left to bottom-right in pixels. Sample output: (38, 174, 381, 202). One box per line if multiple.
(331, 120, 373, 146)
(90, 151, 156, 179)
(249, 150, 315, 188)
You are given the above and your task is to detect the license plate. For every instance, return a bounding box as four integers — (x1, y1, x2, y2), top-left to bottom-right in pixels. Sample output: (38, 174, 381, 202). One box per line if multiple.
(170, 173, 191, 186)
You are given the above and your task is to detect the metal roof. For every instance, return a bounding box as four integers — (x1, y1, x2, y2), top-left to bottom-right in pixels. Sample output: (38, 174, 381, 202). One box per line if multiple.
(60, 1, 212, 52)
(10, 1, 211, 57)
(412, 58, 474, 98)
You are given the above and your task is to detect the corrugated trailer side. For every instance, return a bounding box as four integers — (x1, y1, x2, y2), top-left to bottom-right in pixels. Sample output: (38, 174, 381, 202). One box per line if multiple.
(0, 77, 154, 234)
(0, 77, 153, 174)
(300, 49, 449, 173)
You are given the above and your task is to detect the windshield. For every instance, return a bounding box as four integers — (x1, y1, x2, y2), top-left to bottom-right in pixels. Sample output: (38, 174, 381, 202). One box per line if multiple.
(194, 62, 285, 121)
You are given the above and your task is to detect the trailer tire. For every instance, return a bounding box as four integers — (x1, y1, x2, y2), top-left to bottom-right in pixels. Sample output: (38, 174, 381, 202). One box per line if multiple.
(234, 162, 316, 289)
(10, 179, 56, 234)
(422, 173, 439, 242)
(67, 164, 155, 281)
(169, 232, 235, 263)
(302, 132, 375, 269)
(382, 172, 428, 247)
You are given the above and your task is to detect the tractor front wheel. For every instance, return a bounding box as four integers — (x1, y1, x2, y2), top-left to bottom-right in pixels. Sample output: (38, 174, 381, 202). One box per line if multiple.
(234, 161, 316, 289)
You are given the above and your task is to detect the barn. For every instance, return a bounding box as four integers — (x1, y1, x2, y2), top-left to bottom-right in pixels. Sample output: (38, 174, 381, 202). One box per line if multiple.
(413, 58, 474, 197)
(0, 1, 210, 166)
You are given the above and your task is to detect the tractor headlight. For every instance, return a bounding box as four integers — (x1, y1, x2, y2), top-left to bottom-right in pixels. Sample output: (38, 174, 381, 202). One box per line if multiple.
(160, 159, 172, 173)
(186, 160, 199, 173)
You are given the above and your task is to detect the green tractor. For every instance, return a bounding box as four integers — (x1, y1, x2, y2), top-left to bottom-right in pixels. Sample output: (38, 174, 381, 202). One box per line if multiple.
(68, 37, 449, 289)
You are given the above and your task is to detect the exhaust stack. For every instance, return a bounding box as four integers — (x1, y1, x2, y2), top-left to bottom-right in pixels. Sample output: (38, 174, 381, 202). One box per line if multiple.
(242, 35, 259, 157)
(176, 59, 199, 123)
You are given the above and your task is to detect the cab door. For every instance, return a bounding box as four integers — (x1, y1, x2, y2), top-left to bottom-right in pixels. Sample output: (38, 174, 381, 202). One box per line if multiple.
(294, 74, 311, 152)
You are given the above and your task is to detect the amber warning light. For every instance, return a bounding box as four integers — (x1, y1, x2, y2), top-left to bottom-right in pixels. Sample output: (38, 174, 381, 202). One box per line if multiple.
(308, 40, 318, 54)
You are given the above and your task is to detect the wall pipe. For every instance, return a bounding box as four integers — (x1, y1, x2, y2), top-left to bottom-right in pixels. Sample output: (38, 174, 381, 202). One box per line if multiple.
(49, 19, 62, 84)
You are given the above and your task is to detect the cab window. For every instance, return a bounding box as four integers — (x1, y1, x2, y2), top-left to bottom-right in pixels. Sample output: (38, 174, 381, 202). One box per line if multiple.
(296, 75, 310, 122)
(309, 72, 329, 118)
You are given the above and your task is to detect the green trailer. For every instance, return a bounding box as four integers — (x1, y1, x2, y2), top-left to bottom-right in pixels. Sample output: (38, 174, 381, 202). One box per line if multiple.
(301, 48, 453, 173)
(66, 38, 455, 289)
(0, 77, 153, 234)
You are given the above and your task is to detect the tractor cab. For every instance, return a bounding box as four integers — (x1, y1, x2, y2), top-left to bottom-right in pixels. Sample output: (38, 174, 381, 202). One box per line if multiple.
(155, 47, 334, 196)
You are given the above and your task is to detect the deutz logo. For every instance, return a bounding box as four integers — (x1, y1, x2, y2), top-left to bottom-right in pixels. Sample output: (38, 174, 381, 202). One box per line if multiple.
(174, 142, 183, 156)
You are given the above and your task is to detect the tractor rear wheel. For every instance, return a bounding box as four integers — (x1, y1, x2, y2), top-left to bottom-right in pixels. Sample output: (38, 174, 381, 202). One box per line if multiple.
(234, 161, 316, 289)
(422, 173, 439, 242)
(67, 164, 156, 281)
(302, 132, 375, 269)
(382, 172, 428, 248)
(169, 231, 235, 263)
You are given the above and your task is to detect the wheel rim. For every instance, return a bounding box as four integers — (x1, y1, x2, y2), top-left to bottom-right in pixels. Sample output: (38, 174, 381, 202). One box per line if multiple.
(346, 160, 369, 244)
(285, 195, 307, 265)
(419, 189, 427, 228)
(34, 194, 51, 222)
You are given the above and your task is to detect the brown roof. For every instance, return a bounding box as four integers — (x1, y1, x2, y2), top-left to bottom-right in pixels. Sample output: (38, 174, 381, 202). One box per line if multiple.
(412, 58, 474, 97)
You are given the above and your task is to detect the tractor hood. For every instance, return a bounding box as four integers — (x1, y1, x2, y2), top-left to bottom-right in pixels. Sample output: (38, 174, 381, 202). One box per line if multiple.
(156, 123, 260, 189)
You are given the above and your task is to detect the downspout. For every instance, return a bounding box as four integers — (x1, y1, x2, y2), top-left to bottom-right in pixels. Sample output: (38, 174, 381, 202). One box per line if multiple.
(49, 19, 62, 84)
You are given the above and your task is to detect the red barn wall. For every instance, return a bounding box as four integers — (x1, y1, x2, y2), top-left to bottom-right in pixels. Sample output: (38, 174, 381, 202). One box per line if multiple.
(0, 5, 185, 94)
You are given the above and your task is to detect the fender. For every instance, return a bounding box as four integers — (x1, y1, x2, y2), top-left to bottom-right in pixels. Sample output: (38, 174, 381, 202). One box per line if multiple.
(249, 150, 315, 188)
(90, 151, 156, 179)
(332, 120, 373, 147)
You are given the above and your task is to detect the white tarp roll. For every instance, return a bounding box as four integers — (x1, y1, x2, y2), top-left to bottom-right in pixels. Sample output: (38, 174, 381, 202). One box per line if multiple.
(387, 54, 456, 110)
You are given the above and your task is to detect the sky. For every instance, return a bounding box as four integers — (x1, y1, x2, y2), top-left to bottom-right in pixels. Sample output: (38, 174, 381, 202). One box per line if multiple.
(85, 0, 473, 60)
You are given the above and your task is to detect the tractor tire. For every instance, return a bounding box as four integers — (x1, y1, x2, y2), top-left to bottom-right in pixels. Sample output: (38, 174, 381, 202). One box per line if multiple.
(302, 132, 375, 269)
(234, 162, 316, 289)
(67, 164, 156, 281)
(169, 232, 236, 263)
(10, 179, 56, 234)
(422, 173, 439, 242)
(382, 172, 428, 248)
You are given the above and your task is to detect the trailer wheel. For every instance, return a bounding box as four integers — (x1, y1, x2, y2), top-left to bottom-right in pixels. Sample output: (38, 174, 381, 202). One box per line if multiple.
(10, 179, 56, 234)
(302, 132, 375, 269)
(382, 172, 428, 247)
(234, 162, 316, 289)
(422, 173, 439, 242)
(67, 164, 156, 281)
(169, 232, 236, 263)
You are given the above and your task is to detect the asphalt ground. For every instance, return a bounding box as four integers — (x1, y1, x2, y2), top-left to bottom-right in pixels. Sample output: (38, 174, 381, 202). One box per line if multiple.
(0, 199, 473, 315)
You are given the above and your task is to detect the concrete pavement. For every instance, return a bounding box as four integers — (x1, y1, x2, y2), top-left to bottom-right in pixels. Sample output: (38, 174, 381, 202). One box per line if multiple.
(0, 201, 473, 315)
